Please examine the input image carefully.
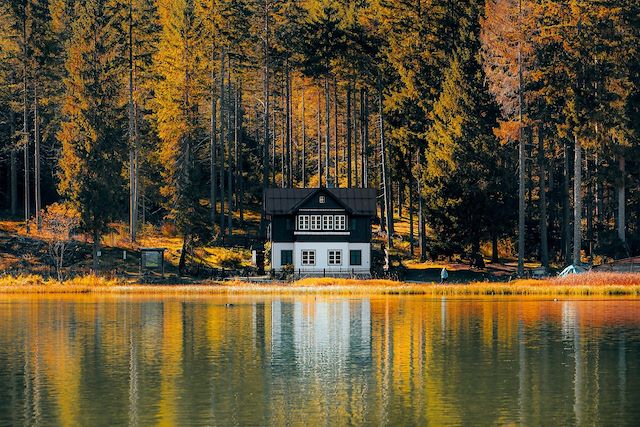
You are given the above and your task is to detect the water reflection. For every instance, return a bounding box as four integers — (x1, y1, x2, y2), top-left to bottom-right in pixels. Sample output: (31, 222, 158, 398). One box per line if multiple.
(1, 296, 639, 425)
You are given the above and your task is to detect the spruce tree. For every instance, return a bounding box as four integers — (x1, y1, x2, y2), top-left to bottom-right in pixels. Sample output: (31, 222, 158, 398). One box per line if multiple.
(57, 0, 127, 271)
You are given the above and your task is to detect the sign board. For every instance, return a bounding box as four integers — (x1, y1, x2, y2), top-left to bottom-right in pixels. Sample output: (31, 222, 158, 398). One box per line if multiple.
(142, 251, 161, 268)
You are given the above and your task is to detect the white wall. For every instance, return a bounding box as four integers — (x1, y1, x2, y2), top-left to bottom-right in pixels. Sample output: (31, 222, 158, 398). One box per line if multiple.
(271, 242, 294, 270)
(272, 241, 370, 273)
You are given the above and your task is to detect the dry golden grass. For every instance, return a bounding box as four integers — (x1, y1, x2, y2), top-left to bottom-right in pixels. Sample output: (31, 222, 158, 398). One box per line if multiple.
(1, 272, 640, 296)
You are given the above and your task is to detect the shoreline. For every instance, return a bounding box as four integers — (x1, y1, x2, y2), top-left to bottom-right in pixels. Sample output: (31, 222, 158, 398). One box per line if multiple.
(2, 274, 640, 296)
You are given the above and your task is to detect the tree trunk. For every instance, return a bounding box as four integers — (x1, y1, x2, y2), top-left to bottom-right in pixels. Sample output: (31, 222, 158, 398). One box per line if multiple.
(586, 153, 593, 260)
(317, 87, 322, 187)
(219, 50, 226, 235)
(237, 85, 244, 223)
(492, 233, 499, 263)
(210, 50, 218, 225)
(537, 125, 549, 268)
(301, 83, 306, 187)
(563, 142, 571, 264)
(333, 77, 338, 186)
(353, 88, 359, 187)
(10, 106, 17, 216)
(573, 133, 582, 265)
(378, 74, 392, 248)
(34, 84, 42, 231)
(617, 154, 626, 243)
(128, 2, 136, 241)
(516, 25, 524, 276)
(259, 0, 270, 241)
(178, 232, 189, 275)
(92, 230, 100, 273)
(22, 14, 30, 234)
(346, 84, 352, 187)
(418, 151, 426, 262)
(361, 88, 369, 188)
(324, 77, 330, 187)
(227, 58, 233, 235)
(409, 173, 414, 256)
(285, 62, 292, 188)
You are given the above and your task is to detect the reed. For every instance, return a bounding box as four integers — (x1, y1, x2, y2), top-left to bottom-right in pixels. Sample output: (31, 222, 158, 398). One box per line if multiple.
(0, 273, 639, 296)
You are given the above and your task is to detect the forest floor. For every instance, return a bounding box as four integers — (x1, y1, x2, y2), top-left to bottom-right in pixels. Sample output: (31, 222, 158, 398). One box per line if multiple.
(0, 208, 574, 284)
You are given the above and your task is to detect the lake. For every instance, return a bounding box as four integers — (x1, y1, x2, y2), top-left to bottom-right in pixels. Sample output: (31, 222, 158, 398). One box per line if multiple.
(1, 295, 639, 426)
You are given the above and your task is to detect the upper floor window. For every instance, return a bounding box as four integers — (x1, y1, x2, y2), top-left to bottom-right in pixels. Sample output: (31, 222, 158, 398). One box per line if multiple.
(319, 195, 326, 204)
(297, 215, 309, 230)
(322, 215, 334, 230)
(297, 214, 347, 231)
(310, 215, 322, 230)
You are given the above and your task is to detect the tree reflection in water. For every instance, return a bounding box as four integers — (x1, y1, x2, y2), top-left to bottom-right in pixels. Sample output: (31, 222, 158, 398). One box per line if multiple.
(0, 296, 639, 425)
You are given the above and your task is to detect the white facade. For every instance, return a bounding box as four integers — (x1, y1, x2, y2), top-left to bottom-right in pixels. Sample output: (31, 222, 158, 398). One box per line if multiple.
(272, 241, 371, 276)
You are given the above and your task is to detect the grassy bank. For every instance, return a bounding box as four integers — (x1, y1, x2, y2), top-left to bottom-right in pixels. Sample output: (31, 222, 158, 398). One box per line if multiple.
(1, 273, 640, 296)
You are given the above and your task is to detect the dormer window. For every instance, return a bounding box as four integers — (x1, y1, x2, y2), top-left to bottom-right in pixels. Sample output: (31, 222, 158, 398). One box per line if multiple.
(319, 195, 326, 204)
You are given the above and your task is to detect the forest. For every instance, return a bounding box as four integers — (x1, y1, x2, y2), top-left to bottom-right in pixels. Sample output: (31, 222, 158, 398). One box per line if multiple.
(0, 0, 639, 275)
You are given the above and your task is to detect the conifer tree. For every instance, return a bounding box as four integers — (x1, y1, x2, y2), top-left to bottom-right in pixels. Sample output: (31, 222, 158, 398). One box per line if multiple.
(57, 0, 127, 271)
(154, 0, 208, 273)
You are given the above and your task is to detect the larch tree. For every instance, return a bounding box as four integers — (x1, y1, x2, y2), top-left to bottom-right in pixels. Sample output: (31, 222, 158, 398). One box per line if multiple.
(154, 0, 208, 274)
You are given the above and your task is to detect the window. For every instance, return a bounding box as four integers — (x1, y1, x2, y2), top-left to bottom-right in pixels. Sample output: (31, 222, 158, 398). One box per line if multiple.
(281, 250, 293, 266)
(328, 250, 342, 265)
(322, 215, 334, 230)
(319, 195, 326, 204)
(334, 215, 347, 230)
(310, 215, 322, 230)
(350, 250, 362, 266)
(297, 215, 309, 230)
(301, 250, 315, 265)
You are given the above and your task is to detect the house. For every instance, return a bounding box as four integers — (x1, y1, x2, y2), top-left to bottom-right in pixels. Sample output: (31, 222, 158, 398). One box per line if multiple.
(264, 187, 377, 277)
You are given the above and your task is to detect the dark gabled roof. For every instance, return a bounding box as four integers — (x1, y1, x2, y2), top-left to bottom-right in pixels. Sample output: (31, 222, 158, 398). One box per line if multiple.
(264, 187, 378, 215)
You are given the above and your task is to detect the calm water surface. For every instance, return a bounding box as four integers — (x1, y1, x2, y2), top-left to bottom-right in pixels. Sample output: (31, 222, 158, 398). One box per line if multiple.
(1, 295, 639, 426)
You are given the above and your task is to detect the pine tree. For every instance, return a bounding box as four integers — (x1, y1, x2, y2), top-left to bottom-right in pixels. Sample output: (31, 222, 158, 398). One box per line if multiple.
(424, 44, 507, 256)
(57, 0, 127, 271)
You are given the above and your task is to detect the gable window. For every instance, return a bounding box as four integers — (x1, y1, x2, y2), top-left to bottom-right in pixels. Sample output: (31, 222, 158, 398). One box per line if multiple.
(322, 215, 334, 230)
(301, 250, 315, 266)
(281, 250, 293, 266)
(328, 250, 342, 266)
(297, 215, 309, 230)
(310, 215, 322, 230)
(319, 195, 326, 204)
(350, 250, 362, 266)
(334, 215, 347, 230)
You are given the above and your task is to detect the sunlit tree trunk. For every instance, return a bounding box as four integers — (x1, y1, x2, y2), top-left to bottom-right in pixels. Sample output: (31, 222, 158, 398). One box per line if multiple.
(333, 77, 338, 186)
(346, 84, 352, 187)
(301, 83, 306, 187)
(317, 87, 322, 187)
(324, 77, 330, 187)
(378, 74, 392, 248)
